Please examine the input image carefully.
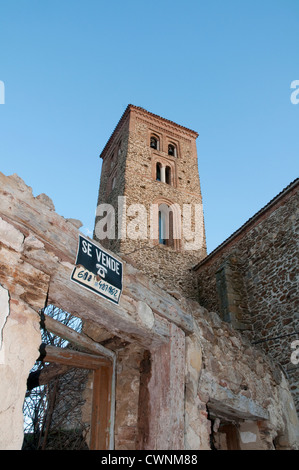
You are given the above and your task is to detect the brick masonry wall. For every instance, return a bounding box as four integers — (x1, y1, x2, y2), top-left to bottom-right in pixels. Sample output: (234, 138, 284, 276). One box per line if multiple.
(94, 114, 130, 255)
(94, 106, 207, 299)
(194, 181, 299, 414)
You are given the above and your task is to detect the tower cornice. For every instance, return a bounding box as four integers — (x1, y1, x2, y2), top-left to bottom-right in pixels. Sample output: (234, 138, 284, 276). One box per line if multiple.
(99, 104, 198, 160)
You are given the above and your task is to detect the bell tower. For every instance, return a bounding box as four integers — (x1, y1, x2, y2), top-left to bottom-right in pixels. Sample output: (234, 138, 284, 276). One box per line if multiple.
(94, 105, 207, 299)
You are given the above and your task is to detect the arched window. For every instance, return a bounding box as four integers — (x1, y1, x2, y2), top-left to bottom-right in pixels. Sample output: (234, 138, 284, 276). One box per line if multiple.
(165, 166, 171, 185)
(156, 162, 161, 181)
(168, 144, 177, 157)
(150, 136, 159, 150)
(158, 204, 174, 247)
(158, 209, 166, 245)
(112, 176, 116, 190)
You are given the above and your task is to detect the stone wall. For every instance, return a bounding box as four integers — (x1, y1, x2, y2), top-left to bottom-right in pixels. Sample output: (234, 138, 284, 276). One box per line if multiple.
(186, 302, 299, 449)
(0, 172, 298, 450)
(194, 179, 299, 416)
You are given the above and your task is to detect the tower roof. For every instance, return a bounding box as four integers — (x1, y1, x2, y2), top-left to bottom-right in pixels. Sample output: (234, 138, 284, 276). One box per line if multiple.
(99, 104, 199, 159)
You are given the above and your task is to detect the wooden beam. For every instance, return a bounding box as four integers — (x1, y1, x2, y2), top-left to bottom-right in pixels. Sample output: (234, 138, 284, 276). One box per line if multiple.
(42, 345, 111, 370)
(43, 313, 115, 361)
(47, 263, 170, 350)
(0, 174, 190, 343)
(27, 363, 71, 390)
(37, 342, 116, 449)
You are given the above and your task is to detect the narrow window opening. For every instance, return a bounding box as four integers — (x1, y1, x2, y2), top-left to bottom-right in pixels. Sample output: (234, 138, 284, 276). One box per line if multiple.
(158, 204, 175, 247)
(150, 136, 159, 150)
(168, 144, 174, 156)
(165, 166, 171, 185)
(168, 210, 174, 247)
(156, 162, 161, 181)
(158, 210, 166, 245)
(168, 144, 177, 157)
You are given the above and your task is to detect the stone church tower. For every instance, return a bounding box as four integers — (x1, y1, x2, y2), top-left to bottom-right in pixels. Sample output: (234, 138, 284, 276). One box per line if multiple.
(94, 104, 207, 298)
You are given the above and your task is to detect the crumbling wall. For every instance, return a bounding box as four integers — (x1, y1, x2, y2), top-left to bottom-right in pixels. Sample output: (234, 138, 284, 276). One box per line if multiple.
(0, 290, 42, 449)
(0, 244, 46, 449)
(0, 172, 298, 450)
(194, 180, 299, 415)
(0, 180, 51, 449)
(184, 301, 299, 449)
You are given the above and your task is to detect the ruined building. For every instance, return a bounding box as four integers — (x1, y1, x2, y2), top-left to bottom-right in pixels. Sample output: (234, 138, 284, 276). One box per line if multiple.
(194, 178, 299, 415)
(94, 105, 299, 418)
(0, 105, 298, 450)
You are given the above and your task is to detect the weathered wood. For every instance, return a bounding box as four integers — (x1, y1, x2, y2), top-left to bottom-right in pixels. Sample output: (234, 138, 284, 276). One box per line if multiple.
(0, 172, 194, 336)
(138, 323, 186, 450)
(42, 345, 111, 369)
(43, 313, 115, 361)
(90, 366, 113, 450)
(27, 363, 71, 390)
(0, 245, 49, 312)
(47, 262, 170, 350)
(0, 173, 78, 263)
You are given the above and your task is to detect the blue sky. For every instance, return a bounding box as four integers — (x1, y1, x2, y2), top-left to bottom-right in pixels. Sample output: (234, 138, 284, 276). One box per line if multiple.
(0, 0, 298, 253)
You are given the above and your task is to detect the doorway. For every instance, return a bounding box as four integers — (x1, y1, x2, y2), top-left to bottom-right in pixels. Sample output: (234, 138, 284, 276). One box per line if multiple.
(22, 305, 115, 450)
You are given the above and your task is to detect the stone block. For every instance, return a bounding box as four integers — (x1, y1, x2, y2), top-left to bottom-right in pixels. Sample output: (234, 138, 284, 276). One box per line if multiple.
(0, 218, 24, 252)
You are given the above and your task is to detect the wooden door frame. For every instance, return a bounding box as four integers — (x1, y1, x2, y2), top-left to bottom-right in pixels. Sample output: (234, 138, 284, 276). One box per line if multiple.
(42, 314, 116, 450)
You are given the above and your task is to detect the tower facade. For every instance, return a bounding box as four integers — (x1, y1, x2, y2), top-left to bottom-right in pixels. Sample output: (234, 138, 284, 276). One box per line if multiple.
(94, 105, 207, 298)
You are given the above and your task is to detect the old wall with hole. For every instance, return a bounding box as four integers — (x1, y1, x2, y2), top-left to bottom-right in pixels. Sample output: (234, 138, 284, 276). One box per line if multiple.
(0, 172, 298, 450)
